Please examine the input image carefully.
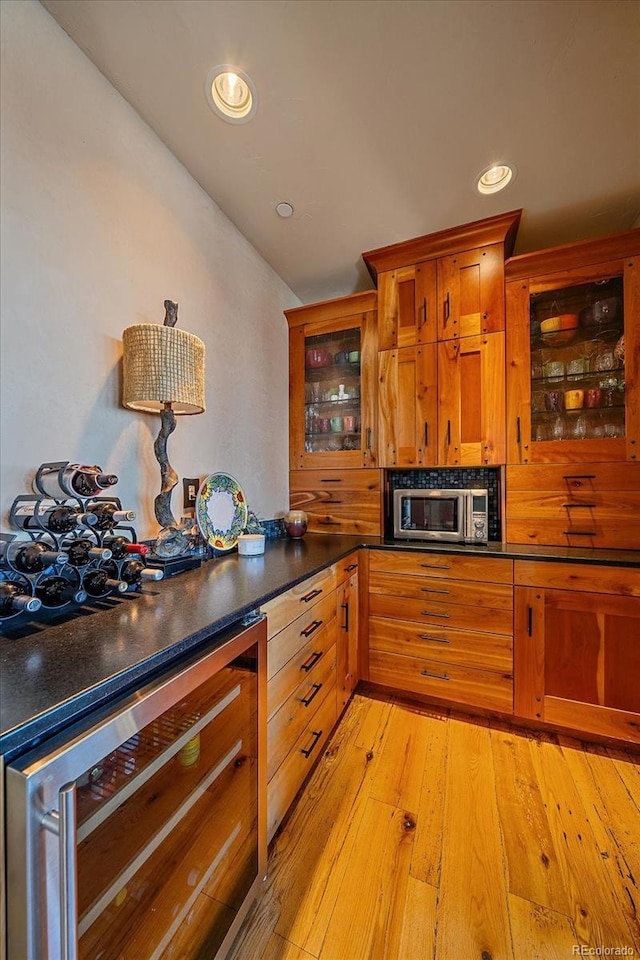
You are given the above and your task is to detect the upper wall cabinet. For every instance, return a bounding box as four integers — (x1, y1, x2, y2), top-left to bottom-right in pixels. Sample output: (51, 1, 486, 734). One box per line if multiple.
(506, 230, 640, 465)
(286, 292, 378, 470)
(364, 210, 522, 351)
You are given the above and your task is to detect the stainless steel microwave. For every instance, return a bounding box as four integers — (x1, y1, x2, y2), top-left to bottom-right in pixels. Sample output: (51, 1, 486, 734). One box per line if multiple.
(393, 488, 489, 544)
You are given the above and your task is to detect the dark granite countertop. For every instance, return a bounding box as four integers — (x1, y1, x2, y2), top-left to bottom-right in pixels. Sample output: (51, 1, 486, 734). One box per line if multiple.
(1, 534, 638, 761)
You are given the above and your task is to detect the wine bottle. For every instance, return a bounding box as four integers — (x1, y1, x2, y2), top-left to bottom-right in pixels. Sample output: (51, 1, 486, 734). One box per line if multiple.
(0, 580, 42, 615)
(119, 559, 163, 585)
(10, 541, 68, 574)
(35, 575, 87, 607)
(34, 463, 119, 499)
(102, 536, 149, 560)
(86, 502, 136, 531)
(13, 502, 98, 534)
(83, 569, 128, 597)
(64, 538, 112, 567)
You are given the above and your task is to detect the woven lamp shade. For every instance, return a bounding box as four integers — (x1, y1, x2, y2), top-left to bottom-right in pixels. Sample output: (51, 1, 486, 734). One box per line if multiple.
(122, 323, 205, 414)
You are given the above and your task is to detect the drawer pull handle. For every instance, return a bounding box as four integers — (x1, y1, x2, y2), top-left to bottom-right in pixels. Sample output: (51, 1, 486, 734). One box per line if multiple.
(562, 502, 597, 509)
(318, 520, 341, 526)
(421, 610, 450, 619)
(300, 682, 323, 707)
(563, 530, 597, 537)
(301, 729, 323, 758)
(444, 291, 451, 323)
(424, 421, 429, 447)
(300, 619, 322, 638)
(528, 606, 533, 637)
(327, 499, 344, 504)
(344, 563, 358, 572)
(446, 420, 451, 446)
(420, 563, 450, 570)
(301, 588, 322, 603)
(419, 634, 451, 644)
(341, 601, 350, 632)
(562, 474, 596, 481)
(516, 416, 521, 445)
(323, 478, 343, 483)
(301, 650, 323, 672)
(420, 586, 450, 595)
(421, 669, 449, 681)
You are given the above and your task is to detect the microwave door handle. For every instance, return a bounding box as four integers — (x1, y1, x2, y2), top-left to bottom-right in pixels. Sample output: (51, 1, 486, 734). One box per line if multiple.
(42, 782, 78, 960)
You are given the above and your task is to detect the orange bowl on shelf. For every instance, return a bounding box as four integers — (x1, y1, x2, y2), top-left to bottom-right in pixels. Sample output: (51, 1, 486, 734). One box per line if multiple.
(540, 314, 579, 334)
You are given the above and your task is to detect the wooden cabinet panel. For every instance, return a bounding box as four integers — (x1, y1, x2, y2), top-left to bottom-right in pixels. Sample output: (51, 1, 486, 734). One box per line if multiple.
(369, 570, 513, 610)
(268, 642, 337, 779)
(334, 551, 359, 586)
(438, 332, 505, 465)
(369, 549, 514, 584)
(336, 572, 359, 713)
(369, 650, 513, 713)
(378, 344, 437, 467)
(369, 593, 514, 636)
(505, 462, 640, 550)
(437, 244, 505, 340)
(289, 469, 382, 536)
(262, 565, 337, 640)
(369, 617, 513, 672)
(514, 560, 640, 597)
(267, 679, 337, 842)
(377, 260, 437, 350)
(514, 580, 640, 744)
(267, 591, 336, 681)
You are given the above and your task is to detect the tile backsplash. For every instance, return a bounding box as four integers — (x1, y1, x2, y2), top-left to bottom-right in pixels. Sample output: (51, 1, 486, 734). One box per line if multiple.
(386, 467, 502, 541)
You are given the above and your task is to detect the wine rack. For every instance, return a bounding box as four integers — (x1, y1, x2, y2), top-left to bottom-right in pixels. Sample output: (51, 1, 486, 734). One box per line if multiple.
(1, 461, 161, 625)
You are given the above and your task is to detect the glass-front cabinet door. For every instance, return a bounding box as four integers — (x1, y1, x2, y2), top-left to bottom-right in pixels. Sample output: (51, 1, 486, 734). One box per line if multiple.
(287, 292, 378, 470)
(507, 255, 639, 464)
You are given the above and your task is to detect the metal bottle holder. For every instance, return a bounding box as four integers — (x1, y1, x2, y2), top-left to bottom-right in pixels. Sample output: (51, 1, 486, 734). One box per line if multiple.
(1, 463, 149, 624)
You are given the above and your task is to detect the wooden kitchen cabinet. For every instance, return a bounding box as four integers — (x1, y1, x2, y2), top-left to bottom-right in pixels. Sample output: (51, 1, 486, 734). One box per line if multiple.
(377, 344, 437, 467)
(437, 331, 506, 465)
(336, 553, 359, 713)
(289, 468, 382, 535)
(506, 230, 640, 465)
(367, 550, 514, 714)
(365, 211, 520, 468)
(364, 210, 521, 348)
(514, 560, 640, 745)
(286, 291, 378, 471)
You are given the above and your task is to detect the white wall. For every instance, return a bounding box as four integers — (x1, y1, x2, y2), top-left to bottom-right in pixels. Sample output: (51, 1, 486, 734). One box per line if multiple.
(0, 0, 299, 540)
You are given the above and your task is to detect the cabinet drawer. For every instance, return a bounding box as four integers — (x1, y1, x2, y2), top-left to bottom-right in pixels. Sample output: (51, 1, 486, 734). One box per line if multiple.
(335, 551, 360, 585)
(262, 565, 337, 640)
(369, 571, 513, 610)
(514, 560, 640, 597)
(268, 618, 336, 720)
(369, 617, 513, 672)
(506, 518, 640, 551)
(369, 549, 513, 583)
(369, 650, 513, 713)
(267, 591, 336, 681)
(267, 680, 338, 842)
(289, 469, 382, 536)
(507, 463, 640, 492)
(369, 593, 513, 635)
(268, 643, 337, 779)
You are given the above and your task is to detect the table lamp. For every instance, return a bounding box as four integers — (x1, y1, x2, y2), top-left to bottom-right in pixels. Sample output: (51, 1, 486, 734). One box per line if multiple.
(122, 301, 205, 532)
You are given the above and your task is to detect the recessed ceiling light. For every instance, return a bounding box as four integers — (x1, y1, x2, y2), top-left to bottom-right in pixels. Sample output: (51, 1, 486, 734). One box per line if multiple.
(205, 65, 257, 124)
(276, 202, 294, 218)
(476, 163, 515, 195)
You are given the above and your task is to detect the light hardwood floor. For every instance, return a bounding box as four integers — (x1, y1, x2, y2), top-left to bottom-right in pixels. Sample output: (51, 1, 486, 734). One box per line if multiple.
(228, 692, 640, 960)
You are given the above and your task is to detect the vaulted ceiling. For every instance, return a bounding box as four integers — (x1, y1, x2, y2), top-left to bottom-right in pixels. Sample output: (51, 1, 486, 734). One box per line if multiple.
(41, 0, 640, 303)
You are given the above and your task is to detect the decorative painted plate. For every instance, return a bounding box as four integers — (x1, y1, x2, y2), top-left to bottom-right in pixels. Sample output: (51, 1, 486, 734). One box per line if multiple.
(196, 473, 248, 551)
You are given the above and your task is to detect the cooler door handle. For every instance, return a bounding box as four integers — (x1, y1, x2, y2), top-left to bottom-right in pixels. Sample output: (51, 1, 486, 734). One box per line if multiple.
(42, 782, 78, 960)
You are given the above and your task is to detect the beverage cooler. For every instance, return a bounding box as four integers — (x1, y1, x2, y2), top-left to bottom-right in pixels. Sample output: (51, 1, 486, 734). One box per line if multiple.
(5, 616, 267, 960)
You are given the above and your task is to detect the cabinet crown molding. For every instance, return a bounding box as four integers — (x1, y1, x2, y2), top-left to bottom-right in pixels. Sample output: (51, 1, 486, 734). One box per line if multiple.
(505, 227, 640, 282)
(285, 290, 377, 327)
(362, 209, 522, 280)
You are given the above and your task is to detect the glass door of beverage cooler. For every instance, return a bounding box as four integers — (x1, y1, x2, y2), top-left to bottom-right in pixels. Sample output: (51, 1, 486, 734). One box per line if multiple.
(6, 617, 266, 960)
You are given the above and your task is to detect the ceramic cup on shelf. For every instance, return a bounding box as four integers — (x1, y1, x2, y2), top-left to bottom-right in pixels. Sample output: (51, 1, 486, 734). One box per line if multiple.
(544, 390, 563, 412)
(564, 389, 584, 411)
(343, 415, 356, 432)
(330, 416, 343, 432)
(584, 388, 603, 408)
(317, 418, 330, 433)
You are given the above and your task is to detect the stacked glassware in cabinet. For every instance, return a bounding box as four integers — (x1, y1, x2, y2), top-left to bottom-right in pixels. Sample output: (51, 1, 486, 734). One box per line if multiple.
(304, 328, 362, 454)
(529, 277, 625, 444)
